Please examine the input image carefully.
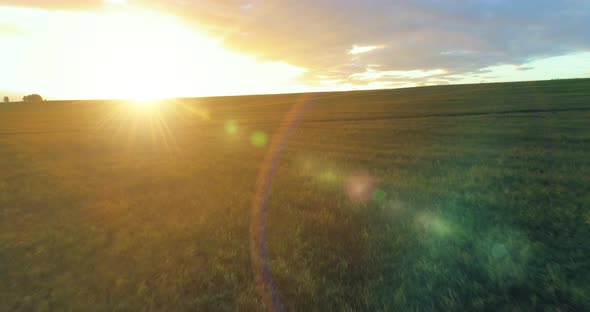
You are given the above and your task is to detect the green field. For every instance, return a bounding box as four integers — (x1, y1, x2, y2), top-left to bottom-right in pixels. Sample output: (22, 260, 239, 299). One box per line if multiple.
(1, 79, 589, 311)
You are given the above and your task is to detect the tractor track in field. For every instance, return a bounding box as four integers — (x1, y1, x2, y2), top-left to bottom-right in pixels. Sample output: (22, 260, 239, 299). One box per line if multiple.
(0, 106, 588, 136)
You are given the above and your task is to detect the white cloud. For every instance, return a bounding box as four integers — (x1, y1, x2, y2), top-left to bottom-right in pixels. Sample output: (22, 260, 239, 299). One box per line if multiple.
(349, 45, 383, 55)
(440, 50, 475, 56)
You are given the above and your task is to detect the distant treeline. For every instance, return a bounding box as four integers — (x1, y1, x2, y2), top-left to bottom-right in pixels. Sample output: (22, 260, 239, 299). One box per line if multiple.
(2, 94, 45, 103)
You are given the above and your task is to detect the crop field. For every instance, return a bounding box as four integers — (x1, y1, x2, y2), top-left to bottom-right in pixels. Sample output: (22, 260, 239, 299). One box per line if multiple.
(1, 79, 589, 311)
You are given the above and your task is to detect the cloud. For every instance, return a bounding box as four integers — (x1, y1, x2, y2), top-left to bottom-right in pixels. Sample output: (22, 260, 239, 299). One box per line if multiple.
(2, 0, 590, 89)
(349, 45, 383, 55)
(151, 0, 590, 86)
(350, 69, 446, 81)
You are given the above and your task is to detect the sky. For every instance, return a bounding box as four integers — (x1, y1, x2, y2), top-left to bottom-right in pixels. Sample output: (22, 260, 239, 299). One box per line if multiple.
(1, 0, 589, 100)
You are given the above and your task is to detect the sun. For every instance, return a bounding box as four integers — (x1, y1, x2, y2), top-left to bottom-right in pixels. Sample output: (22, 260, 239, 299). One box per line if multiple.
(0, 6, 308, 100)
(126, 98, 161, 114)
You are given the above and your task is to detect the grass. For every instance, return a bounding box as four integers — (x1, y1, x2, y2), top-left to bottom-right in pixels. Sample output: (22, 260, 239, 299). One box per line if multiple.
(1, 78, 589, 311)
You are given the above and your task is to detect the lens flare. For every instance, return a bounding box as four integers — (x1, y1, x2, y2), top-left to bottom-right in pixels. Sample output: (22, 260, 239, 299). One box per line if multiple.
(180, 104, 210, 120)
(345, 171, 376, 204)
(385, 199, 406, 213)
(372, 188, 386, 203)
(492, 243, 509, 258)
(225, 120, 238, 135)
(416, 213, 454, 236)
(319, 169, 340, 183)
(251, 131, 269, 147)
(250, 93, 316, 312)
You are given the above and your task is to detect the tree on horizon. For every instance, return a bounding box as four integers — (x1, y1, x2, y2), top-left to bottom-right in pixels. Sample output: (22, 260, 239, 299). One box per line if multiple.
(23, 94, 44, 103)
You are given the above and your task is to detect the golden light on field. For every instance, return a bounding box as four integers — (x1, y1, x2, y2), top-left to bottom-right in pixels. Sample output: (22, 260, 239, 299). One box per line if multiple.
(126, 98, 161, 113)
(0, 6, 307, 100)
